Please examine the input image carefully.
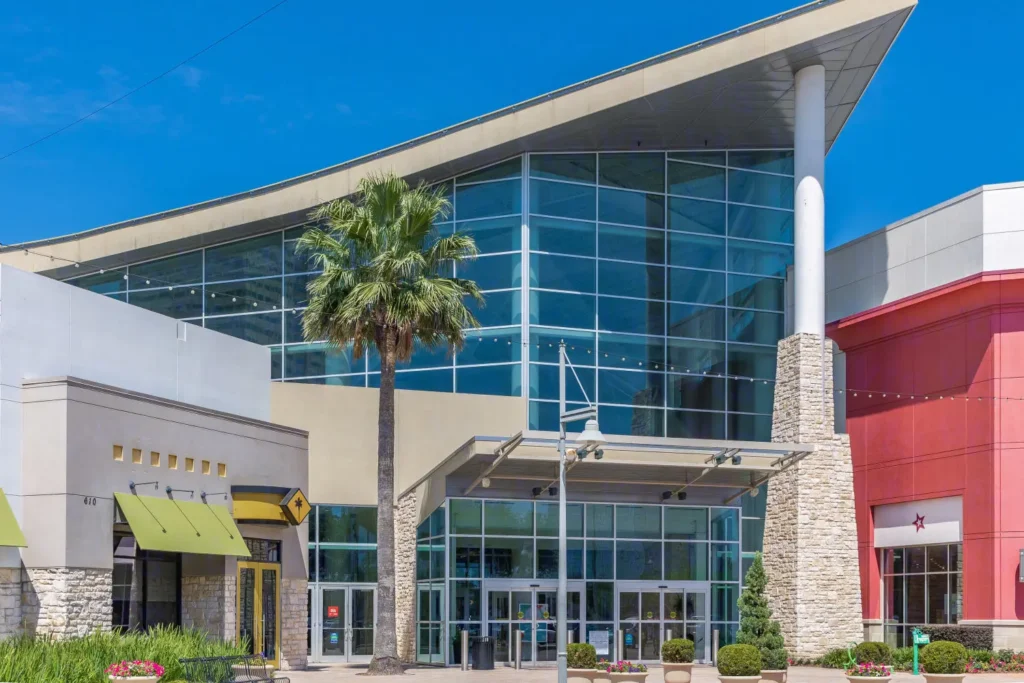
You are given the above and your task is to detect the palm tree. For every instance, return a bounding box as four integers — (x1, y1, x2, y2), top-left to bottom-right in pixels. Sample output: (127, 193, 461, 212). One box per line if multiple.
(298, 171, 482, 675)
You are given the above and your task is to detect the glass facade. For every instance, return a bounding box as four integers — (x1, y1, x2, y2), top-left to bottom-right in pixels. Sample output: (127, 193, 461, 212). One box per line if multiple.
(66, 150, 792, 441)
(881, 543, 963, 648)
(308, 504, 378, 584)
(416, 497, 744, 666)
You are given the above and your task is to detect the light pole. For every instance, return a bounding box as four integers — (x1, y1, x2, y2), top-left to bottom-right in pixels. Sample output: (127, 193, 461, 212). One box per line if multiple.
(558, 341, 606, 683)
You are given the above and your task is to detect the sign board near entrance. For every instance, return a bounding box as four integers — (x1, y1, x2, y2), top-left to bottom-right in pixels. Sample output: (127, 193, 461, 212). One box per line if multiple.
(327, 605, 339, 618)
(589, 630, 609, 655)
(329, 632, 339, 644)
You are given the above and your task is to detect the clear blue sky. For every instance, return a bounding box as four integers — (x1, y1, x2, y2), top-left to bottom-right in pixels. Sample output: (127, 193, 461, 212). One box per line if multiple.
(0, 0, 1020, 249)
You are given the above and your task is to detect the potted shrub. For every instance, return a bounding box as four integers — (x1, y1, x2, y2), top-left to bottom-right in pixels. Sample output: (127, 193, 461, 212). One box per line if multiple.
(597, 660, 649, 682)
(568, 642, 599, 683)
(736, 553, 788, 683)
(845, 661, 893, 683)
(718, 644, 762, 683)
(854, 642, 894, 666)
(921, 641, 968, 683)
(105, 660, 165, 682)
(662, 638, 696, 683)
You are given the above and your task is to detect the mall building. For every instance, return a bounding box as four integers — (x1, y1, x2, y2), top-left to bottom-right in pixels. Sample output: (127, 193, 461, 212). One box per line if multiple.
(3, 0, 991, 669)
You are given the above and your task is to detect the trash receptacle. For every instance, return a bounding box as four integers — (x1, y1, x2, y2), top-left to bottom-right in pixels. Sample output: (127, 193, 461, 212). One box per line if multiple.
(471, 636, 494, 670)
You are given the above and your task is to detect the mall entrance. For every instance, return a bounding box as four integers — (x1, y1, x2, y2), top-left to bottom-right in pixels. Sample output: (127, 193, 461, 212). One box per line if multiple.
(485, 581, 583, 665)
(309, 584, 376, 663)
(617, 583, 709, 663)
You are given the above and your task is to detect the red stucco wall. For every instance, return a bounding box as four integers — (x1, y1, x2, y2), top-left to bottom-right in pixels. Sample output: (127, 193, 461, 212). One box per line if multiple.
(829, 271, 1024, 623)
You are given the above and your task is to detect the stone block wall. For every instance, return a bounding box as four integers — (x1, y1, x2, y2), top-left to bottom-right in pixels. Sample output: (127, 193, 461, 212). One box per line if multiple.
(280, 577, 308, 670)
(182, 574, 235, 641)
(395, 492, 417, 663)
(763, 333, 862, 658)
(0, 567, 22, 638)
(21, 567, 112, 638)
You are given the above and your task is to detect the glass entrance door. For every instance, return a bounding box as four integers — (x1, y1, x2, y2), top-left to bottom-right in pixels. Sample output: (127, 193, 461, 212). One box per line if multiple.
(237, 561, 281, 667)
(315, 585, 376, 663)
(486, 584, 582, 666)
(617, 585, 709, 664)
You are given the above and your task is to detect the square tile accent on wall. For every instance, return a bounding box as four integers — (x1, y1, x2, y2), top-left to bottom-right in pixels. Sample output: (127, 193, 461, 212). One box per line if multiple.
(201, 460, 211, 475)
(217, 463, 227, 478)
(132, 448, 142, 464)
(168, 454, 178, 470)
(113, 445, 123, 462)
(185, 457, 195, 473)
(150, 452, 160, 467)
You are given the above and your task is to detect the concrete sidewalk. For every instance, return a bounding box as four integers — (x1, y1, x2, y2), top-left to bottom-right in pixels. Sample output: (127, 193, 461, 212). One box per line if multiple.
(282, 665, 1024, 683)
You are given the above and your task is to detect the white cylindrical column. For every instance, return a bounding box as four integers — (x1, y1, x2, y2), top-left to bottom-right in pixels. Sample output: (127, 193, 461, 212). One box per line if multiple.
(793, 64, 826, 336)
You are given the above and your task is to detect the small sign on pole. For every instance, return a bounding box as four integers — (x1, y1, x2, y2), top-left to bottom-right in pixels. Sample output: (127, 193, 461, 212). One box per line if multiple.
(912, 628, 930, 674)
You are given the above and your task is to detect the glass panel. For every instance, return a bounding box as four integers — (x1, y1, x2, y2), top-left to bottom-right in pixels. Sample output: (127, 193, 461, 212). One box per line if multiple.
(489, 590, 511, 620)
(927, 573, 950, 624)
(261, 569, 278, 660)
(127, 251, 200, 285)
(530, 252, 595, 292)
(319, 506, 377, 543)
(729, 241, 793, 277)
(484, 501, 534, 535)
(598, 296, 664, 335)
(729, 309, 784, 345)
(530, 179, 596, 220)
(668, 374, 725, 411)
(285, 343, 362, 378)
(728, 205, 794, 243)
(668, 162, 726, 200)
(598, 152, 664, 193)
(600, 405, 664, 437)
(641, 592, 661, 621)
(668, 303, 725, 341)
(450, 581, 481, 622)
(621, 622, 640, 661)
(72, 269, 126, 294)
(598, 224, 665, 264)
(489, 623, 511, 664)
(616, 541, 662, 580)
(530, 290, 595, 328)
(711, 584, 738, 622)
(205, 278, 282, 316)
(536, 502, 584, 537)
(466, 289, 520, 327)
(687, 591, 706, 620)
(458, 158, 521, 184)
(587, 505, 614, 538)
(665, 542, 708, 581)
(351, 588, 375, 657)
(484, 538, 534, 578)
(906, 574, 925, 623)
(598, 261, 664, 300)
(128, 288, 203, 319)
(587, 583, 615, 622)
(321, 588, 346, 658)
(586, 540, 615, 580)
(205, 312, 282, 345)
(728, 170, 793, 209)
(728, 274, 785, 311)
(598, 332, 664, 370)
(205, 233, 282, 281)
(456, 364, 521, 397)
(599, 369, 664, 408)
(620, 591, 640, 621)
(530, 327, 595, 364)
(730, 414, 772, 441)
(668, 338, 726, 375)
(742, 519, 765, 553)
(728, 343, 777, 380)
(665, 507, 708, 540)
(668, 197, 726, 236)
(665, 592, 684, 622)
(729, 150, 794, 175)
(667, 409, 726, 439)
(369, 369, 452, 393)
(711, 508, 739, 541)
(456, 215, 521, 254)
(669, 268, 725, 306)
(531, 216, 596, 257)
(906, 547, 926, 573)
(530, 363, 595, 403)
(598, 188, 665, 229)
(950, 544, 962, 572)
(951, 571, 963, 623)
(530, 153, 597, 184)
(457, 252, 521, 291)
(641, 622, 661, 660)
(284, 273, 318, 308)
(318, 548, 378, 582)
(668, 233, 726, 270)
(239, 567, 256, 654)
(927, 545, 949, 572)
(711, 544, 739, 581)
(458, 328, 521, 365)
(537, 538, 584, 580)
(450, 499, 482, 535)
(669, 150, 726, 166)
(528, 400, 588, 431)
(455, 179, 521, 220)
(616, 506, 662, 539)
(451, 538, 481, 579)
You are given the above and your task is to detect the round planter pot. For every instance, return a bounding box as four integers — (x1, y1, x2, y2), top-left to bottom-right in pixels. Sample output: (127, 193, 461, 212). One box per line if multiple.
(845, 677, 891, 683)
(924, 674, 966, 683)
(761, 669, 788, 683)
(568, 668, 597, 683)
(608, 673, 649, 683)
(593, 673, 613, 683)
(719, 675, 763, 683)
(108, 677, 160, 683)
(664, 662, 695, 683)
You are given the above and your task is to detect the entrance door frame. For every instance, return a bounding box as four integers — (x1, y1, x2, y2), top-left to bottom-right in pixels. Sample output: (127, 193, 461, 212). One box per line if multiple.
(615, 581, 711, 664)
(310, 583, 378, 663)
(483, 578, 585, 667)
(236, 561, 282, 668)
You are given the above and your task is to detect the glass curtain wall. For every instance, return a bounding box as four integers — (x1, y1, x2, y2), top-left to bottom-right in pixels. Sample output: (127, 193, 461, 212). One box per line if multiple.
(308, 505, 378, 584)
(67, 150, 792, 440)
(416, 507, 447, 664)
(881, 543, 963, 648)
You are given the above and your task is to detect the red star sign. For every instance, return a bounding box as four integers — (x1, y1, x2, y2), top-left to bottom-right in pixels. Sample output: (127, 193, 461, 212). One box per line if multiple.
(913, 514, 926, 532)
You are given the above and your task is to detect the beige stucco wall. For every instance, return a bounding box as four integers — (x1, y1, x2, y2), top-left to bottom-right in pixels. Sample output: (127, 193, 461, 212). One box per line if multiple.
(270, 383, 524, 506)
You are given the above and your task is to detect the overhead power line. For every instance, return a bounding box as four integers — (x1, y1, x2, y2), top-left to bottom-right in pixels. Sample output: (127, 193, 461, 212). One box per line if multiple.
(0, 0, 294, 163)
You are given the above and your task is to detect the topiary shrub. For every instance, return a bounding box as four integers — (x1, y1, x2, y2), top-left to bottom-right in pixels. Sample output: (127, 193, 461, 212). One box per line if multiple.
(919, 626, 993, 650)
(567, 642, 597, 669)
(662, 638, 695, 664)
(922, 641, 968, 674)
(855, 642, 894, 665)
(736, 553, 788, 669)
(718, 644, 763, 676)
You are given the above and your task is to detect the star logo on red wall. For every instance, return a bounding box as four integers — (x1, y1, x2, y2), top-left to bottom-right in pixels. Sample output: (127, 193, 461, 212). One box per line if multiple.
(913, 514, 926, 532)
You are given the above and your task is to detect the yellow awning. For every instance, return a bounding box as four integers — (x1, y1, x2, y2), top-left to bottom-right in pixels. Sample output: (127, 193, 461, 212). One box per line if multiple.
(114, 493, 250, 557)
(0, 489, 26, 547)
(232, 486, 311, 526)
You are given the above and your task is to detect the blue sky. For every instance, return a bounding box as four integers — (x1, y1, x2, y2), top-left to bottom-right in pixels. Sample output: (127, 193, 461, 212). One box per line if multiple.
(0, 0, 1020, 248)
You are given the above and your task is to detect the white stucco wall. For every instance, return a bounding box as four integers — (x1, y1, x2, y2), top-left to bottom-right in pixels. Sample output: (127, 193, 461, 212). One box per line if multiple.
(0, 265, 272, 568)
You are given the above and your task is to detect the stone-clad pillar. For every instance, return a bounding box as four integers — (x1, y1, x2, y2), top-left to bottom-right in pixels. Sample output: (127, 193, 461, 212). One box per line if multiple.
(279, 577, 308, 670)
(394, 492, 417, 663)
(21, 567, 112, 638)
(0, 567, 22, 637)
(763, 333, 861, 657)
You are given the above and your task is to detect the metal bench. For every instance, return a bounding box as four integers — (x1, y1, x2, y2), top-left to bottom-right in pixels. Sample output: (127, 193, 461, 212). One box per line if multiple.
(179, 655, 289, 683)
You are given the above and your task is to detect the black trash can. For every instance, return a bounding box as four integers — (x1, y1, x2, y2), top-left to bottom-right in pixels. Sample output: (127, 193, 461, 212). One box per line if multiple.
(471, 636, 495, 670)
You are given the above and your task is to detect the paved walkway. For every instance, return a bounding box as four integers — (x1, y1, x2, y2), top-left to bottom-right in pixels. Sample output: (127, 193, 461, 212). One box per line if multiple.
(283, 665, 1024, 683)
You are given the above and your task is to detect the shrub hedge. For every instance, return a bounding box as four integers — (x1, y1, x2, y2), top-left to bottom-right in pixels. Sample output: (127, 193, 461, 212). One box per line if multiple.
(820, 647, 852, 669)
(922, 641, 968, 674)
(854, 641, 894, 665)
(567, 642, 597, 669)
(920, 625, 993, 650)
(662, 638, 695, 664)
(718, 644, 763, 676)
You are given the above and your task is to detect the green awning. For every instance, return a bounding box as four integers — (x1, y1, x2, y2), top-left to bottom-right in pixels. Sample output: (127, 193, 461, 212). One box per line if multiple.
(0, 489, 26, 547)
(114, 493, 250, 557)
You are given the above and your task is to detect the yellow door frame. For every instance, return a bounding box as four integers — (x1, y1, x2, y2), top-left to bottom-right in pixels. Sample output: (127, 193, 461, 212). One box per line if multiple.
(237, 561, 282, 667)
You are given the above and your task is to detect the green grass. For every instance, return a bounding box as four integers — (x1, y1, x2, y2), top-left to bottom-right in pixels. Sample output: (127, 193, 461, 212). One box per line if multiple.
(0, 626, 245, 683)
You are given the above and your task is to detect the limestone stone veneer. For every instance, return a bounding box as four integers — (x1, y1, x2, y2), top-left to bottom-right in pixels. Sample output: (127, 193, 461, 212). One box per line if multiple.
(763, 333, 862, 658)
(21, 567, 112, 638)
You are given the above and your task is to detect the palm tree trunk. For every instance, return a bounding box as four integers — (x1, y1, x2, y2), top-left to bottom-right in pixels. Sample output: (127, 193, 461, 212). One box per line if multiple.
(367, 331, 403, 675)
